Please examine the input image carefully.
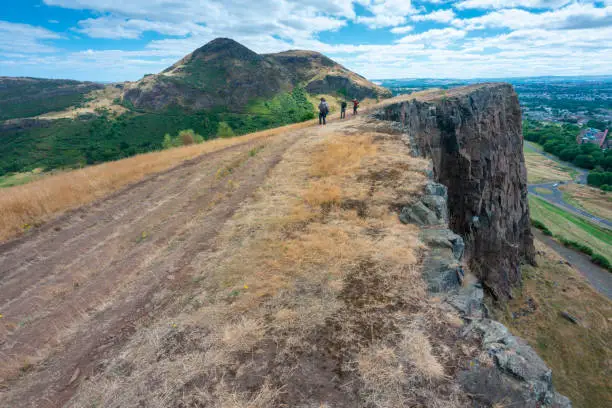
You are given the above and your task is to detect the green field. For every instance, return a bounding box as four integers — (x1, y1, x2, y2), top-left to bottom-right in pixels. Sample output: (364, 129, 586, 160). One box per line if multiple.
(529, 196, 612, 258)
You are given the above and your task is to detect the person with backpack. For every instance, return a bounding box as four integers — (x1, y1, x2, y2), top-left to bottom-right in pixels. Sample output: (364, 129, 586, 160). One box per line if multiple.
(340, 100, 347, 119)
(318, 97, 329, 125)
(352, 98, 359, 115)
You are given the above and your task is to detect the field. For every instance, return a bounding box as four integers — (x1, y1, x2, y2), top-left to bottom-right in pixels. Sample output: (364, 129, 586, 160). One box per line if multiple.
(560, 183, 612, 222)
(496, 240, 612, 408)
(529, 196, 612, 258)
(524, 147, 575, 184)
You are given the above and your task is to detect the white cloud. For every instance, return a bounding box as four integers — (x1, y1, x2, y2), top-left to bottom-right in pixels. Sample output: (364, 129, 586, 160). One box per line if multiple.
(411, 9, 456, 23)
(390, 25, 414, 33)
(355, 0, 418, 28)
(0, 21, 61, 54)
(396, 27, 466, 46)
(454, 3, 612, 30)
(455, 0, 571, 10)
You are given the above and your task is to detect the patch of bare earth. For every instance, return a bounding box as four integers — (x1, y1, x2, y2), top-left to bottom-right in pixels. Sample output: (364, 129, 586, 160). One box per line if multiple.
(2, 117, 477, 407)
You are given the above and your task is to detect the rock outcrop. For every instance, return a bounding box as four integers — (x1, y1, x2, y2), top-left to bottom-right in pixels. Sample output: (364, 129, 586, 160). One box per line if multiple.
(403, 179, 570, 407)
(375, 84, 535, 300)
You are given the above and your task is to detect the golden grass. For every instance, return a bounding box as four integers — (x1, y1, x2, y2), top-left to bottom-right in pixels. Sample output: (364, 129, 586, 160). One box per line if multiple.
(0, 120, 316, 242)
(66, 120, 472, 407)
(524, 149, 574, 184)
(496, 240, 612, 408)
(560, 183, 612, 222)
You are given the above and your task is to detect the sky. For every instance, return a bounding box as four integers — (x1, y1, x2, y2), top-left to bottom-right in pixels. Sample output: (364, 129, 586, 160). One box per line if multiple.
(0, 0, 610, 82)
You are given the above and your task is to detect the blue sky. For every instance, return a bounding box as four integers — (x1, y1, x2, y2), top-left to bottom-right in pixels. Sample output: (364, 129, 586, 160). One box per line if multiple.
(0, 1, 610, 82)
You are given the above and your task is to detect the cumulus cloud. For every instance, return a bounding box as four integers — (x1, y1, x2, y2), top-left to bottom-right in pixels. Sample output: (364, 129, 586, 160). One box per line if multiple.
(390, 25, 415, 33)
(455, 0, 572, 9)
(411, 9, 456, 23)
(454, 3, 612, 30)
(0, 21, 61, 54)
(355, 0, 418, 28)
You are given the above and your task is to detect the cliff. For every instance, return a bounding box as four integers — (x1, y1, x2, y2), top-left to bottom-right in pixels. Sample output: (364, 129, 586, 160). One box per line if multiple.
(375, 84, 536, 300)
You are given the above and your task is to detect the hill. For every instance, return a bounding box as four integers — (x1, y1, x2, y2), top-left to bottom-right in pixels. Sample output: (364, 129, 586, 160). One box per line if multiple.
(0, 38, 389, 177)
(122, 38, 390, 112)
(3, 86, 596, 408)
(0, 77, 103, 121)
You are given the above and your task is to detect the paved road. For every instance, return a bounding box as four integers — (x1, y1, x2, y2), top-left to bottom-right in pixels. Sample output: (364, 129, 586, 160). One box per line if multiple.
(533, 229, 612, 300)
(525, 141, 611, 229)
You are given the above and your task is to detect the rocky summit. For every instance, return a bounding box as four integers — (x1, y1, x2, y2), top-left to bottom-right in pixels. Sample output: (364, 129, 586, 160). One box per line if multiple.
(122, 38, 391, 112)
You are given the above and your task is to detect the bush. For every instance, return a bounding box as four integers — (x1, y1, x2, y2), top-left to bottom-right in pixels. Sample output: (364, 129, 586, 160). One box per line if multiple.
(162, 129, 205, 149)
(217, 122, 235, 138)
(591, 253, 612, 271)
(558, 236, 594, 256)
(531, 219, 553, 236)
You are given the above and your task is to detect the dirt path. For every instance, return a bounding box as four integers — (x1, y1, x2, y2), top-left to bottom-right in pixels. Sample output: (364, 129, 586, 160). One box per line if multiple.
(0, 129, 303, 407)
(532, 229, 612, 300)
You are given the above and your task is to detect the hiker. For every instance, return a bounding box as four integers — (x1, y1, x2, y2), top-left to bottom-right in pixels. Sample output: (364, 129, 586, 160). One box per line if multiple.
(352, 98, 359, 115)
(340, 100, 347, 119)
(318, 97, 329, 125)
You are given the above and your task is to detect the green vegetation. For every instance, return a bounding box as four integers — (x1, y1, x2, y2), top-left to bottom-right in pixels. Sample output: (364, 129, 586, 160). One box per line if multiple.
(162, 129, 205, 149)
(523, 121, 612, 190)
(531, 219, 552, 236)
(216, 122, 235, 138)
(0, 78, 102, 121)
(498, 250, 612, 408)
(0, 87, 314, 177)
(529, 196, 612, 271)
(0, 171, 42, 188)
(587, 172, 612, 190)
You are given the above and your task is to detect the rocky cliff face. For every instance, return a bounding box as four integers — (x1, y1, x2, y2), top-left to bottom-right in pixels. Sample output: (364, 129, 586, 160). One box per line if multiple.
(375, 84, 535, 300)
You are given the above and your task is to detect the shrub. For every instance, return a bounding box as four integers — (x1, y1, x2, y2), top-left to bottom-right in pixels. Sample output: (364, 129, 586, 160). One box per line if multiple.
(531, 219, 552, 236)
(179, 129, 197, 145)
(591, 253, 612, 271)
(558, 236, 594, 256)
(217, 122, 235, 138)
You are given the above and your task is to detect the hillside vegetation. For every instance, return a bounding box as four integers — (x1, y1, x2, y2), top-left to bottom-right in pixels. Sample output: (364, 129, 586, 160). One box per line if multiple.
(0, 77, 103, 121)
(0, 39, 389, 177)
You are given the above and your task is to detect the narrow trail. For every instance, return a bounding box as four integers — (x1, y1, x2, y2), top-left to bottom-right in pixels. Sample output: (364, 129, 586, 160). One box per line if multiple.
(0, 127, 304, 407)
(533, 229, 612, 300)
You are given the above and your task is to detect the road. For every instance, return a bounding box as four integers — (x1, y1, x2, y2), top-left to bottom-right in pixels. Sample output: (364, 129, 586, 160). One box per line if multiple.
(525, 141, 611, 229)
(533, 229, 612, 300)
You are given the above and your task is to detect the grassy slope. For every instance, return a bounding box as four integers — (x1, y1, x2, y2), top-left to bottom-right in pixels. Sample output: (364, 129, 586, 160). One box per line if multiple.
(0, 88, 315, 176)
(560, 184, 612, 222)
(529, 196, 611, 256)
(0, 78, 101, 121)
(524, 147, 575, 184)
(496, 241, 612, 408)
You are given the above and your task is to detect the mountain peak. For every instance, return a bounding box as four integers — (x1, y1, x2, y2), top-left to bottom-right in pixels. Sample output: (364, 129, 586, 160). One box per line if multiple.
(192, 37, 260, 61)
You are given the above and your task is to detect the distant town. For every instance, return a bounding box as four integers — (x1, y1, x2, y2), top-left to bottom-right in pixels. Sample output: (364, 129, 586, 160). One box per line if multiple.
(377, 76, 612, 150)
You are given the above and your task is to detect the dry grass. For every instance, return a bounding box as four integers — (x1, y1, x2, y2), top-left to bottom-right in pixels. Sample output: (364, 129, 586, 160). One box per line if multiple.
(0, 120, 316, 242)
(524, 149, 574, 184)
(560, 183, 612, 222)
(66, 119, 472, 407)
(496, 240, 612, 408)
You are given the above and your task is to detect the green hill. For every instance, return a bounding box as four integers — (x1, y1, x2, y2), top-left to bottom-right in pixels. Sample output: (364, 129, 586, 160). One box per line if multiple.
(0, 38, 390, 177)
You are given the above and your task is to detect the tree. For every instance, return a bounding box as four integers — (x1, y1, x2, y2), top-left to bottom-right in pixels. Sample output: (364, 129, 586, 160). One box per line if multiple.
(217, 122, 235, 138)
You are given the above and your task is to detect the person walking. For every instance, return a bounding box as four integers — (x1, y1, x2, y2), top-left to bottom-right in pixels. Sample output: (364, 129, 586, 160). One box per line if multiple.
(352, 98, 359, 116)
(340, 100, 347, 119)
(318, 97, 329, 125)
